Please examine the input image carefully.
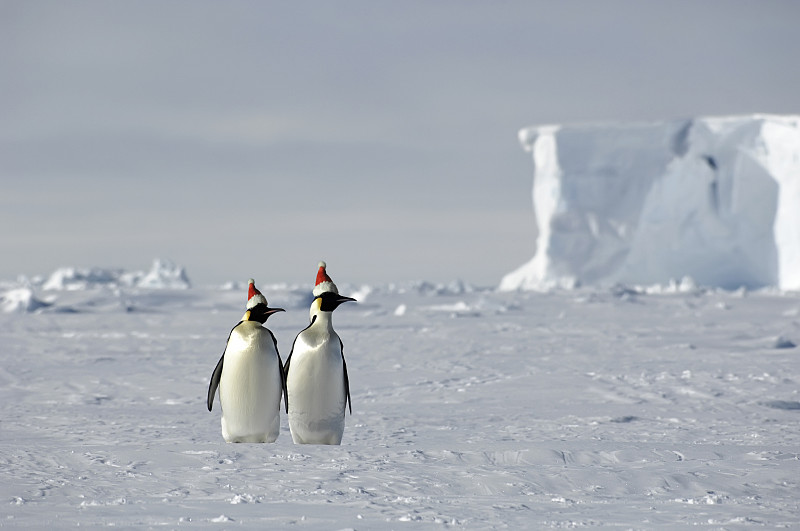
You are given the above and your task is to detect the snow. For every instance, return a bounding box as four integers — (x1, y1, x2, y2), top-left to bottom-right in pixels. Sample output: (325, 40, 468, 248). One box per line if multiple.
(2, 269, 799, 528)
(0, 288, 50, 313)
(502, 114, 800, 292)
(37, 258, 191, 292)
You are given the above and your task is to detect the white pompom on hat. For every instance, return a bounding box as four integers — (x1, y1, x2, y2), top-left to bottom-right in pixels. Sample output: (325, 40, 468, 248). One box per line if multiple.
(246, 278, 268, 309)
(313, 261, 339, 296)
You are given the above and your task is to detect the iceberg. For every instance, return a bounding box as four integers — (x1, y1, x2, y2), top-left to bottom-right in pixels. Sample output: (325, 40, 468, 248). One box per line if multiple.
(501, 115, 800, 291)
(136, 258, 191, 290)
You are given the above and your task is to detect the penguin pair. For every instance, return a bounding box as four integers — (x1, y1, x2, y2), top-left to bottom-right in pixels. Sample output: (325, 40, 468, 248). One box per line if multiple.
(206, 262, 355, 444)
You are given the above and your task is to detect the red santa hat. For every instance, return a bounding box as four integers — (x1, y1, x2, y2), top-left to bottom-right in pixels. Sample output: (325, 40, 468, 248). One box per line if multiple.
(246, 278, 268, 309)
(313, 261, 339, 296)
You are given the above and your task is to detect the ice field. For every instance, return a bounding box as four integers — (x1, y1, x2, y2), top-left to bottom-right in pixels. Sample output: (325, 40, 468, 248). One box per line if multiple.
(2, 279, 799, 528)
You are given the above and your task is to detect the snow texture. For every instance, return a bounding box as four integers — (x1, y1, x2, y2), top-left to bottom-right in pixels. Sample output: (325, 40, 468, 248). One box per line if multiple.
(2, 272, 799, 528)
(502, 114, 800, 292)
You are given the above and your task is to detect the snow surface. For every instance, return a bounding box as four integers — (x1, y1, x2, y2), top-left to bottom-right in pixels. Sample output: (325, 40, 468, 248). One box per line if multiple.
(503, 114, 800, 292)
(2, 270, 800, 528)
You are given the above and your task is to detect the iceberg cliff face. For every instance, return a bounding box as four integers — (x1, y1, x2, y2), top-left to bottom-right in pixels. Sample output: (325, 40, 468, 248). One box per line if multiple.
(501, 115, 800, 291)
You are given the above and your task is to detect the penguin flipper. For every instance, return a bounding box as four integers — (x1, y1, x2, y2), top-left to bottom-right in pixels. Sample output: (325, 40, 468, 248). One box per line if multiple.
(283, 337, 296, 375)
(207, 354, 224, 412)
(208, 322, 241, 412)
(284, 315, 315, 375)
(340, 338, 352, 415)
(269, 330, 289, 414)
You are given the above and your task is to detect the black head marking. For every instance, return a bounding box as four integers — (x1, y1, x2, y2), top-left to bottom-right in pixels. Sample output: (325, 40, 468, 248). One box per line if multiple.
(248, 303, 285, 324)
(316, 292, 356, 312)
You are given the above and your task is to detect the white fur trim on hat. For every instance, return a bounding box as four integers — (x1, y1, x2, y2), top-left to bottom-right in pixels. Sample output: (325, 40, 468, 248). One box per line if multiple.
(313, 281, 338, 296)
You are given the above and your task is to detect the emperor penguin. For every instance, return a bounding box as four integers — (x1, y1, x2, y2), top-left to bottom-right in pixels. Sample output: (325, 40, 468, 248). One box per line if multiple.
(207, 279, 287, 443)
(284, 262, 356, 445)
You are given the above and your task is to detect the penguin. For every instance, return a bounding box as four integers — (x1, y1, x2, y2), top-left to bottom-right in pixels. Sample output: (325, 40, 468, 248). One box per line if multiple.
(207, 279, 287, 443)
(284, 262, 356, 445)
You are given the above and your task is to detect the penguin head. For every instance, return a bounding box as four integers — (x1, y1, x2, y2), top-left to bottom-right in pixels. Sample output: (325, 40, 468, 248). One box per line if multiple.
(243, 278, 284, 323)
(244, 303, 285, 324)
(308, 262, 354, 319)
(313, 291, 356, 313)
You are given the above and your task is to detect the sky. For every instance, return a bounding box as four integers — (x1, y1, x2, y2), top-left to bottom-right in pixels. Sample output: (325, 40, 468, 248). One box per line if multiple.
(2, 0, 798, 287)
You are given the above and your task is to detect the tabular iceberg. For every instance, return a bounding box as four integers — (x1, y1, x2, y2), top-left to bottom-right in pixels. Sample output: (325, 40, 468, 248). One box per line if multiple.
(501, 114, 800, 291)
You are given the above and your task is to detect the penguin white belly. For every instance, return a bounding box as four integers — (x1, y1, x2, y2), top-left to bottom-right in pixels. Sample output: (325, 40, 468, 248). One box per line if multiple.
(219, 325, 283, 443)
(287, 335, 347, 445)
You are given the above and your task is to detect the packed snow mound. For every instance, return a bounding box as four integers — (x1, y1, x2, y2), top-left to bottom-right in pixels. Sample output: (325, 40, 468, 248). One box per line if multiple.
(0, 288, 50, 313)
(40, 259, 190, 290)
(501, 114, 800, 291)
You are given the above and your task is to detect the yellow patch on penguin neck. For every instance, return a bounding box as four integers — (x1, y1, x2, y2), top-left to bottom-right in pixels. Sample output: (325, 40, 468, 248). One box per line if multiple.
(309, 297, 323, 321)
(242, 310, 252, 321)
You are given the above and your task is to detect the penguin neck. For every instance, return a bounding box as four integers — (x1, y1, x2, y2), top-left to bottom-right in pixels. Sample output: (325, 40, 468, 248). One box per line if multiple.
(309, 308, 334, 331)
(241, 311, 264, 325)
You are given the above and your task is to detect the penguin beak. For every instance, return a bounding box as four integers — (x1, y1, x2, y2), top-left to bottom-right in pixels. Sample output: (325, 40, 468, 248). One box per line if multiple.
(257, 306, 284, 324)
(244, 306, 285, 323)
(334, 296, 356, 309)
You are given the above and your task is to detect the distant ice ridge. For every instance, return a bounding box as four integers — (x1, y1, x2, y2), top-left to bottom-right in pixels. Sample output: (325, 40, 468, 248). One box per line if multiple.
(40, 258, 190, 291)
(0, 288, 50, 313)
(1, 259, 190, 313)
(136, 259, 192, 289)
(501, 114, 800, 291)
